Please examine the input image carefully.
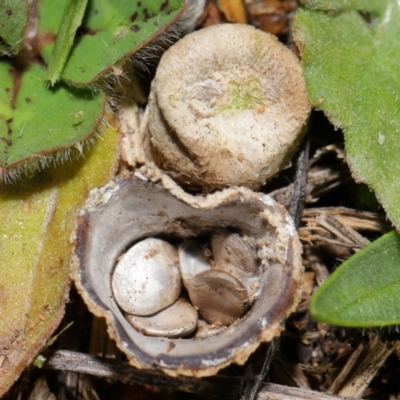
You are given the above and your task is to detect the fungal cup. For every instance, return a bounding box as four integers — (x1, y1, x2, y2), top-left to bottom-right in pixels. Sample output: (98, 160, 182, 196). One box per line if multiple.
(71, 173, 303, 377)
(144, 23, 311, 190)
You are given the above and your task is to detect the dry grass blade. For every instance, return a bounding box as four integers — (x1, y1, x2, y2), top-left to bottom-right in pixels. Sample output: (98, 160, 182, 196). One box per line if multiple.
(302, 207, 390, 233)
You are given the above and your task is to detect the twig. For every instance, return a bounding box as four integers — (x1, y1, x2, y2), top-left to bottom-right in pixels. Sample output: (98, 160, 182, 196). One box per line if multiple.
(237, 135, 310, 400)
(41, 349, 241, 399)
(260, 383, 360, 400)
(40, 349, 362, 400)
(289, 133, 310, 227)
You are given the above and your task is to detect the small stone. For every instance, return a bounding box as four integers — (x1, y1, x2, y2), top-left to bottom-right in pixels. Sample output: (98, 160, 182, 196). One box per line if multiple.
(111, 238, 181, 316)
(125, 298, 198, 338)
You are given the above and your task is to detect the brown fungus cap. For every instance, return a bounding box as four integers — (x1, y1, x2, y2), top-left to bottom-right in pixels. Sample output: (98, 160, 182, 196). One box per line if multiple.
(148, 23, 311, 190)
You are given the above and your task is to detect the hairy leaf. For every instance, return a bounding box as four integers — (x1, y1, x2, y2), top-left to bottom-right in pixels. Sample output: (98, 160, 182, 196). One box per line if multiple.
(0, 122, 119, 397)
(298, 0, 384, 12)
(310, 231, 400, 327)
(294, 0, 400, 227)
(0, 62, 105, 174)
(39, 0, 184, 85)
(0, 0, 29, 55)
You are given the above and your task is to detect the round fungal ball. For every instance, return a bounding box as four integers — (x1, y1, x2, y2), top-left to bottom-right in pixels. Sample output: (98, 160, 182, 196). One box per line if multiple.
(111, 238, 181, 316)
(148, 23, 311, 190)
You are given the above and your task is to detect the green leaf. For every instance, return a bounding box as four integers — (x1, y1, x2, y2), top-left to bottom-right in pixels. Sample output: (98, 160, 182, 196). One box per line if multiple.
(310, 231, 400, 327)
(45, 0, 89, 86)
(0, 0, 29, 55)
(38, 0, 184, 85)
(298, 0, 384, 13)
(0, 61, 105, 173)
(293, 0, 400, 228)
(0, 123, 119, 396)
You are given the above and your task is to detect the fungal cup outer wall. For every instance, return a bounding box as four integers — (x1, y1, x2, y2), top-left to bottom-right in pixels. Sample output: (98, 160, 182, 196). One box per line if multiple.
(70, 174, 303, 377)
